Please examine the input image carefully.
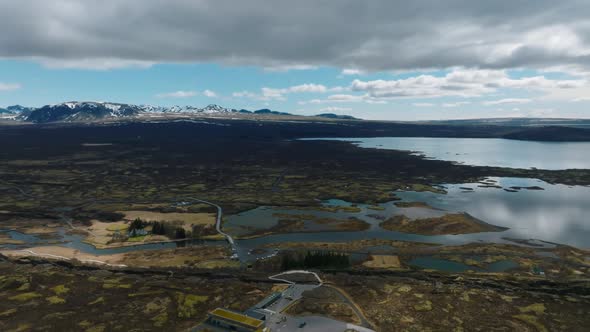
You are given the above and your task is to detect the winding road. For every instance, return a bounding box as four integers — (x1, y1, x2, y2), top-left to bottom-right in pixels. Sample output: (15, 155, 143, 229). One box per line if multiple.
(266, 270, 375, 332)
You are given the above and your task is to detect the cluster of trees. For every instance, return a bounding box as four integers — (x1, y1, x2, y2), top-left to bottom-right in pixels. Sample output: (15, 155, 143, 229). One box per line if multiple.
(125, 218, 191, 240)
(281, 251, 350, 270)
(127, 218, 147, 237)
(151, 221, 190, 239)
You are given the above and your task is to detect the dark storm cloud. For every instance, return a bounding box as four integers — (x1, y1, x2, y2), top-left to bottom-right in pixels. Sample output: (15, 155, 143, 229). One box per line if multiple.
(0, 0, 589, 70)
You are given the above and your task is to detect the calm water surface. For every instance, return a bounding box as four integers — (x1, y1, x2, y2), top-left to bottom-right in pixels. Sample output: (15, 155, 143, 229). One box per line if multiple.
(230, 177, 590, 249)
(305, 137, 590, 170)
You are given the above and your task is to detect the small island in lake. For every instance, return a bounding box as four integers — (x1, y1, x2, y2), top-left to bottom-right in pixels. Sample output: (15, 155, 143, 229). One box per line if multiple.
(380, 213, 508, 235)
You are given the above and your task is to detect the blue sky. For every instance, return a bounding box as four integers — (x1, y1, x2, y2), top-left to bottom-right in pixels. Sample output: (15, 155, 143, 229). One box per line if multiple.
(1, 1, 590, 120)
(1, 60, 588, 120)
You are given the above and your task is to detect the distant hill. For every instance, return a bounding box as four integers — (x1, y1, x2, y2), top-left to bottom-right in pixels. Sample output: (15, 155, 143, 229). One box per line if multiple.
(253, 109, 292, 116)
(315, 113, 358, 120)
(419, 117, 590, 128)
(502, 126, 590, 141)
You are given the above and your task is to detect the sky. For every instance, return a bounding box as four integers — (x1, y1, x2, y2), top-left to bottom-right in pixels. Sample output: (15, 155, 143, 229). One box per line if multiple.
(1, 0, 590, 120)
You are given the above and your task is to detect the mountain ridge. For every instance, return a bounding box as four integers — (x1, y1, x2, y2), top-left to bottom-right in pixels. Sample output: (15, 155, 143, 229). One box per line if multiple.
(2, 101, 361, 123)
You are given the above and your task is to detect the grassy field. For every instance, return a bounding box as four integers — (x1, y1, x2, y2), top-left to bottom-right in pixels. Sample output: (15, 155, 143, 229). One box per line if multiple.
(0, 243, 588, 331)
(0, 258, 270, 332)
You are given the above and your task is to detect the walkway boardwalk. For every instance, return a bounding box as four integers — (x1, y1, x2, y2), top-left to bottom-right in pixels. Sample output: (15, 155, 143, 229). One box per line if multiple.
(186, 198, 236, 250)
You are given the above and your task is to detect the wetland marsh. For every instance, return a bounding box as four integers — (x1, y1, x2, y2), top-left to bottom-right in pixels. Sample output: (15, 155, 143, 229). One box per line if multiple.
(0, 120, 589, 331)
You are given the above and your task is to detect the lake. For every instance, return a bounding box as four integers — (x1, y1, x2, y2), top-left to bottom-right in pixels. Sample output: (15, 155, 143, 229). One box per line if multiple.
(303, 137, 590, 170)
(3, 176, 588, 262)
(228, 177, 590, 250)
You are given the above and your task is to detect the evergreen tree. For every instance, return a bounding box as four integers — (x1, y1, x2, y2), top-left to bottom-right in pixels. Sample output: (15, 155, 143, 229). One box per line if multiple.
(151, 221, 166, 235)
(128, 218, 144, 234)
(174, 227, 186, 239)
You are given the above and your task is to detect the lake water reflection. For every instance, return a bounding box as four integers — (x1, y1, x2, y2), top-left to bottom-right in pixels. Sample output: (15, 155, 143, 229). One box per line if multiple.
(397, 177, 590, 248)
(230, 177, 590, 249)
(304, 137, 590, 170)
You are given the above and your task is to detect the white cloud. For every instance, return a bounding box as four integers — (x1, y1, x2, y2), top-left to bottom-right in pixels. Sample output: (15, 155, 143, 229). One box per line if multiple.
(482, 98, 532, 106)
(156, 90, 197, 98)
(572, 97, 590, 102)
(232, 88, 285, 101)
(39, 58, 155, 70)
(442, 101, 471, 108)
(203, 89, 217, 98)
(260, 88, 287, 101)
(287, 84, 328, 93)
(299, 93, 388, 105)
(0, 82, 21, 91)
(232, 91, 258, 98)
(295, 68, 586, 107)
(298, 99, 323, 105)
(413, 103, 435, 107)
(528, 108, 556, 117)
(233, 83, 343, 101)
(351, 69, 584, 99)
(319, 106, 353, 112)
(341, 69, 364, 76)
(263, 64, 318, 72)
(327, 94, 364, 102)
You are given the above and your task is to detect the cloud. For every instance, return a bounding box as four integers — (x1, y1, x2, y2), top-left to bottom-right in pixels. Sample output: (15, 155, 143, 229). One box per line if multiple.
(327, 94, 365, 102)
(0, 82, 21, 91)
(203, 89, 217, 98)
(156, 90, 197, 98)
(38, 58, 154, 70)
(482, 98, 532, 106)
(2, 1, 590, 71)
(287, 84, 328, 93)
(351, 69, 584, 99)
(341, 69, 364, 76)
(263, 64, 318, 72)
(300, 93, 388, 105)
(442, 101, 471, 108)
(232, 91, 259, 100)
(233, 83, 341, 101)
(156, 89, 218, 98)
(318, 107, 353, 112)
(528, 108, 556, 117)
(233, 89, 283, 101)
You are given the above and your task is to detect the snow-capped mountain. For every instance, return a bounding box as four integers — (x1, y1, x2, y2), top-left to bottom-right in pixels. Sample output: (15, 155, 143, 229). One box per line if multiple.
(3, 101, 357, 123)
(19, 101, 289, 123)
(2, 105, 34, 113)
(149, 104, 236, 114)
(0, 105, 35, 119)
(26, 102, 143, 123)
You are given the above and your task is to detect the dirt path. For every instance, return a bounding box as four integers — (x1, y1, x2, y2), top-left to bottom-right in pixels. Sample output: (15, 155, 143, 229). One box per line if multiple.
(324, 283, 375, 329)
